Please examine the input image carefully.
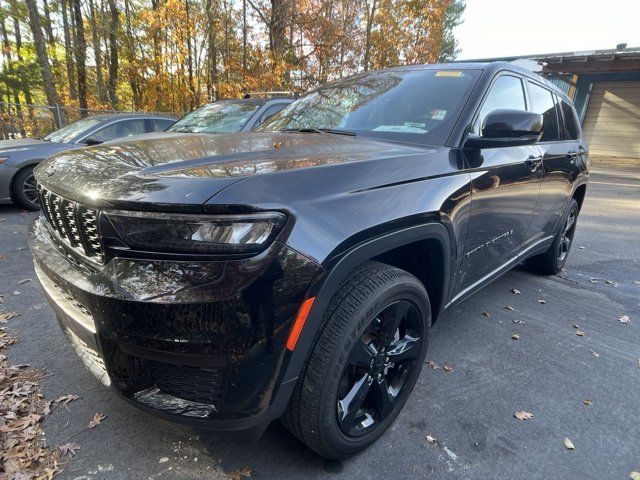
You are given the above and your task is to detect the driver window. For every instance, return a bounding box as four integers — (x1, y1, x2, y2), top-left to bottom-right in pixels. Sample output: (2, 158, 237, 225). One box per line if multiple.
(90, 119, 146, 143)
(474, 75, 526, 135)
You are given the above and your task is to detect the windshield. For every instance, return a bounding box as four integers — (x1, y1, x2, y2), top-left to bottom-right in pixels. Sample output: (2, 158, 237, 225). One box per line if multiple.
(259, 69, 480, 145)
(44, 117, 103, 143)
(167, 101, 262, 133)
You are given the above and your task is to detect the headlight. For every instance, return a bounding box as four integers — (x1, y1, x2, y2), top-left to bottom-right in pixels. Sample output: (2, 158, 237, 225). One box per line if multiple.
(104, 211, 286, 255)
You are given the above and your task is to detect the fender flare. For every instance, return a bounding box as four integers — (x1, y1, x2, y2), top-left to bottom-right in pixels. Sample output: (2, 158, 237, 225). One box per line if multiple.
(279, 222, 451, 386)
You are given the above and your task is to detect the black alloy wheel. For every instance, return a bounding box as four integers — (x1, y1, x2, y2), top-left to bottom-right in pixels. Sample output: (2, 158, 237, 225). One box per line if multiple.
(282, 261, 431, 459)
(337, 300, 423, 437)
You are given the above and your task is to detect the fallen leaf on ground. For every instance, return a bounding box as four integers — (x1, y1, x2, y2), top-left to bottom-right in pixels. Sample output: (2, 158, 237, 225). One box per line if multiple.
(12, 290, 20, 296)
(17, 279, 32, 285)
(538, 299, 546, 304)
(618, 315, 631, 324)
(576, 330, 586, 337)
(58, 442, 81, 457)
(633, 281, 640, 286)
(426, 360, 439, 369)
(512, 319, 525, 324)
(630, 471, 640, 480)
(0, 311, 19, 322)
(511, 334, 520, 340)
(159, 457, 169, 463)
(443, 365, 454, 372)
(589, 278, 599, 284)
(571, 324, 579, 329)
(505, 305, 514, 311)
(514, 411, 533, 420)
(578, 246, 586, 250)
(563, 437, 575, 450)
(481, 311, 490, 318)
(589, 349, 600, 357)
(426, 435, 437, 443)
(88, 413, 107, 429)
(511, 288, 522, 295)
(583, 399, 592, 405)
(227, 467, 252, 479)
(56, 394, 79, 405)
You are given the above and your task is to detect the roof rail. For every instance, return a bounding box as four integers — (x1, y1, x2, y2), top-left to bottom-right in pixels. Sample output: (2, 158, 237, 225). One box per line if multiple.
(243, 91, 296, 99)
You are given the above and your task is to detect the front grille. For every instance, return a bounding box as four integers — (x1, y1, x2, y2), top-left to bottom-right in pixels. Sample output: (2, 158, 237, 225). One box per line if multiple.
(38, 185, 104, 264)
(148, 360, 227, 406)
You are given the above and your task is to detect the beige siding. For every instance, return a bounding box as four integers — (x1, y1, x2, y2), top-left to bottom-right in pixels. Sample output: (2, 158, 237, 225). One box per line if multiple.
(583, 82, 640, 158)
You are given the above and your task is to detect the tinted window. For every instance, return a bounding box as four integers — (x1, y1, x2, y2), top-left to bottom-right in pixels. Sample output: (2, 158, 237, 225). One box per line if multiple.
(476, 75, 526, 134)
(527, 82, 560, 142)
(168, 101, 263, 133)
(89, 119, 146, 142)
(560, 100, 580, 140)
(152, 118, 176, 131)
(44, 117, 103, 143)
(260, 69, 480, 146)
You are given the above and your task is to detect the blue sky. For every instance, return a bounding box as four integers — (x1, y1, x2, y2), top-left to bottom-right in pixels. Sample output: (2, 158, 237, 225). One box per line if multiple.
(454, 0, 640, 59)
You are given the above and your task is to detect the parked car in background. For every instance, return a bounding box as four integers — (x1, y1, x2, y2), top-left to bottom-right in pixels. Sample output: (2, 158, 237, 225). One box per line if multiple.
(0, 113, 176, 210)
(166, 95, 293, 134)
(29, 63, 588, 458)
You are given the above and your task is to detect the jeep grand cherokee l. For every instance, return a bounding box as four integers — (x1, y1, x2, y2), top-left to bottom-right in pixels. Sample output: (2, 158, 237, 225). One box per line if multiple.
(29, 62, 588, 459)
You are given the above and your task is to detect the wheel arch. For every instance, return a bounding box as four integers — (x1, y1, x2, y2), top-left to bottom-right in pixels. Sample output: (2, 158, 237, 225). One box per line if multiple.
(572, 183, 587, 211)
(279, 222, 452, 386)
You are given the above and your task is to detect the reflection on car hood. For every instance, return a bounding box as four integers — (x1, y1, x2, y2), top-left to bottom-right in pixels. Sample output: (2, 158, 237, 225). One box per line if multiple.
(0, 138, 55, 153)
(34, 132, 422, 210)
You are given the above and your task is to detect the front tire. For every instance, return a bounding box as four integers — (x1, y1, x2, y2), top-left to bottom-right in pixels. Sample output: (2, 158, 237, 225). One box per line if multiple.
(528, 198, 579, 275)
(283, 261, 431, 459)
(12, 166, 40, 210)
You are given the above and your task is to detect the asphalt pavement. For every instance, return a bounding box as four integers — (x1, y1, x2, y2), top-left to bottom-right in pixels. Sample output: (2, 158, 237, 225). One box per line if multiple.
(1, 160, 638, 479)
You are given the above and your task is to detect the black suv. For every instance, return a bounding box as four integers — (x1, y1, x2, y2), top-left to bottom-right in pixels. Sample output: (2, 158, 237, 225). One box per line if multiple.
(29, 62, 588, 459)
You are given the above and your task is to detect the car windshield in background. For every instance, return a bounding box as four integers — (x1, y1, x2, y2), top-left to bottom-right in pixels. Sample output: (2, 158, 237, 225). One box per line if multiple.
(260, 69, 480, 145)
(43, 117, 103, 143)
(168, 101, 262, 133)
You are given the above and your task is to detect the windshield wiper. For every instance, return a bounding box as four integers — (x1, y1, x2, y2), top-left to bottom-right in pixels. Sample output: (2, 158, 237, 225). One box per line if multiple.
(281, 127, 356, 136)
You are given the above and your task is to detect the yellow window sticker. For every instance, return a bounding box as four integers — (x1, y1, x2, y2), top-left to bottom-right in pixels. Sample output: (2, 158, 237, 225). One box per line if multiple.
(435, 71, 464, 77)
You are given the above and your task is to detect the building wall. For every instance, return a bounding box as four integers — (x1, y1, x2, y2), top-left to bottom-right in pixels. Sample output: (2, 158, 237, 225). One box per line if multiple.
(573, 72, 640, 122)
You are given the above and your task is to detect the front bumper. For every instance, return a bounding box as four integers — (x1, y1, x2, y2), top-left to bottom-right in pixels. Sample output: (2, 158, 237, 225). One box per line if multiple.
(29, 218, 320, 430)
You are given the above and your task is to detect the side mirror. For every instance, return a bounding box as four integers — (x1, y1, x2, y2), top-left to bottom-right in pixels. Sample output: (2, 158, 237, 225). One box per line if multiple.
(465, 109, 543, 149)
(83, 136, 103, 146)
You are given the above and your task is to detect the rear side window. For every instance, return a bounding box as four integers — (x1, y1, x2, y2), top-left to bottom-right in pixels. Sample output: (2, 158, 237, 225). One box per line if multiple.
(475, 75, 526, 135)
(560, 100, 581, 140)
(253, 104, 288, 128)
(527, 82, 560, 142)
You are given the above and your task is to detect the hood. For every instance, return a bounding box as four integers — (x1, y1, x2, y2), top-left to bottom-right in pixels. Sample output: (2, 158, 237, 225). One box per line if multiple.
(0, 138, 73, 164)
(34, 132, 423, 211)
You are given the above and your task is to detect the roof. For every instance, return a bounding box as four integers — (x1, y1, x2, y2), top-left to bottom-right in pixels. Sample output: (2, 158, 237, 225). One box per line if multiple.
(460, 46, 640, 75)
(85, 112, 176, 121)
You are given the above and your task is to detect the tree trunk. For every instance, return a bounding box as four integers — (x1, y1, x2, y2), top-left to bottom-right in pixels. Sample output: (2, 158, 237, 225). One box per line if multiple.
(206, 0, 218, 100)
(61, 0, 77, 100)
(24, 0, 67, 124)
(185, 0, 196, 109)
(41, 0, 56, 45)
(0, 18, 25, 136)
(89, 0, 108, 103)
(71, 0, 88, 115)
(363, 0, 377, 71)
(123, 0, 142, 109)
(106, 0, 119, 108)
(11, 6, 38, 135)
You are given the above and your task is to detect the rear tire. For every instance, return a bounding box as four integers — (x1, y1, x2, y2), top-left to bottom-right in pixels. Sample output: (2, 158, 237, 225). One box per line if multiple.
(282, 261, 431, 459)
(527, 198, 579, 275)
(12, 166, 40, 210)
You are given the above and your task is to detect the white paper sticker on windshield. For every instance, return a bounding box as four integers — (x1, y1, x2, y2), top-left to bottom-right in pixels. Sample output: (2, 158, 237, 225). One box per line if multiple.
(431, 109, 447, 120)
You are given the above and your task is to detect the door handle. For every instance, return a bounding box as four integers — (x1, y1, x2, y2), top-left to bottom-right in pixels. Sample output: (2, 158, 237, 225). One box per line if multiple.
(525, 156, 543, 172)
(567, 151, 579, 163)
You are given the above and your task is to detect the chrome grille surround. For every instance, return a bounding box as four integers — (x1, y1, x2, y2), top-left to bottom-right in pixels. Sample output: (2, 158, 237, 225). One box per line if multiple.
(38, 185, 104, 264)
